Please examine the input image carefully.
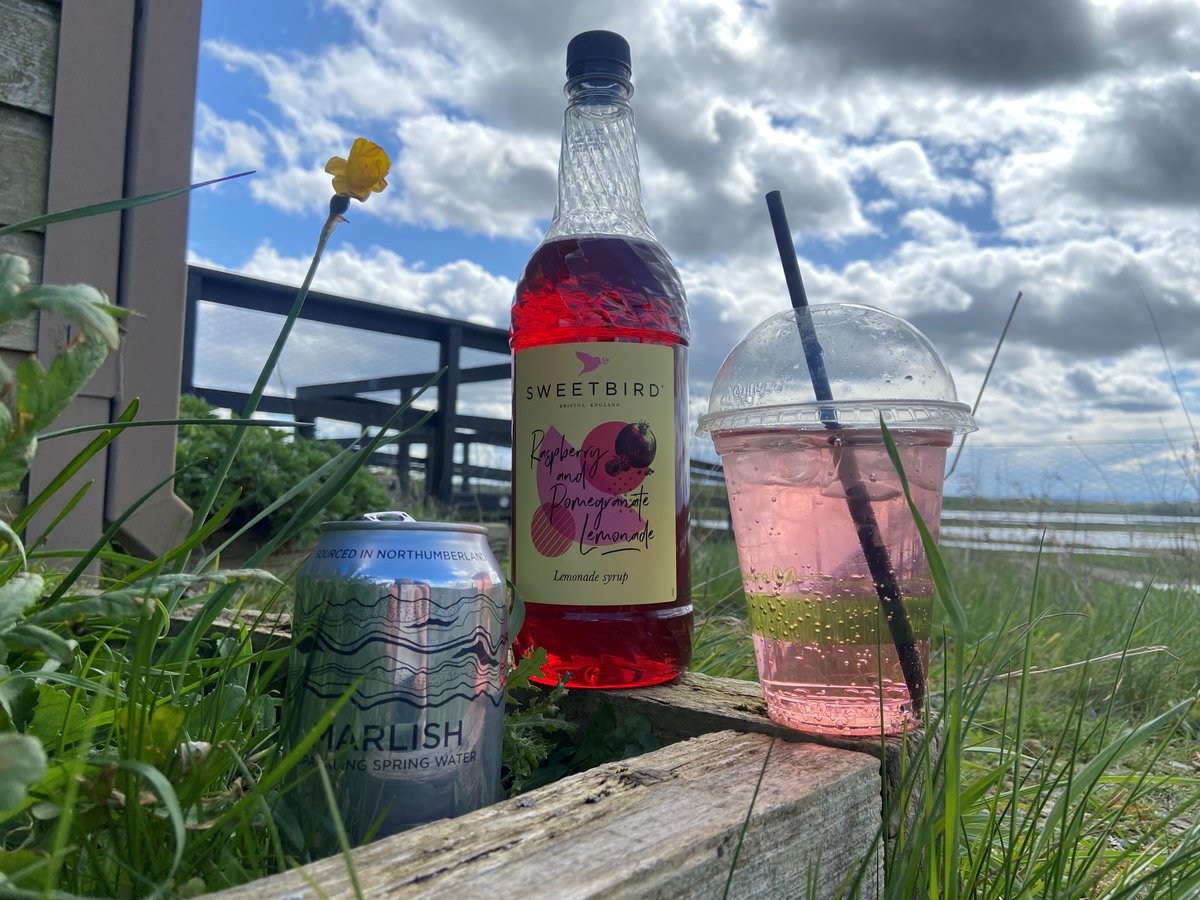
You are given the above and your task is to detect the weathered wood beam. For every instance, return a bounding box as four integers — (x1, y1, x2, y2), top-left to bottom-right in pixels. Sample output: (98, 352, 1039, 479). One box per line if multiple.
(294, 363, 510, 399)
(207, 729, 881, 899)
(189, 266, 511, 355)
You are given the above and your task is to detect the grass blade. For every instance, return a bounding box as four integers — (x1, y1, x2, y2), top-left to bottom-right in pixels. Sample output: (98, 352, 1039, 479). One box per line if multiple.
(0, 172, 253, 238)
(946, 290, 1022, 478)
(12, 400, 140, 533)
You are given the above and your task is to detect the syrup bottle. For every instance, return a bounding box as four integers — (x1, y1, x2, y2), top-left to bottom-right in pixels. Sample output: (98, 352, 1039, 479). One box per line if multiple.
(510, 30, 692, 688)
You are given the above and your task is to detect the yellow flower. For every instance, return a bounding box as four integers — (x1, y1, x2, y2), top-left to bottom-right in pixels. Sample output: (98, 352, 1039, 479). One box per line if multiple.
(324, 138, 390, 201)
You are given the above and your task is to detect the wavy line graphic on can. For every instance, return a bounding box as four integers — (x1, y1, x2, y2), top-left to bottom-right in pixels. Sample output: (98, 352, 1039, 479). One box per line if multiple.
(294, 586, 506, 712)
(295, 626, 506, 659)
(311, 591, 507, 629)
(301, 679, 505, 711)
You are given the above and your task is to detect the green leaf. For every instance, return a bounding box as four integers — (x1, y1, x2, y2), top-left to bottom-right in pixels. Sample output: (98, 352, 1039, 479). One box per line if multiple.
(1028, 698, 1193, 866)
(118, 703, 186, 770)
(2, 624, 74, 664)
(26, 685, 88, 750)
(0, 733, 47, 811)
(5, 283, 119, 349)
(880, 418, 969, 635)
(507, 646, 551, 695)
(0, 670, 36, 732)
(0, 255, 31, 307)
(116, 758, 187, 891)
(0, 521, 26, 569)
(0, 258, 123, 491)
(0, 848, 44, 882)
(507, 579, 525, 643)
(28, 590, 151, 627)
(14, 309, 114, 432)
(0, 574, 44, 633)
(12, 399, 139, 534)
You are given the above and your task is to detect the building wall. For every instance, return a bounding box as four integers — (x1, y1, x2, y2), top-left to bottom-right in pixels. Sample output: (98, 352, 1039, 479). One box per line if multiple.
(0, 0, 201, 558)
(0, 0, 56, 359)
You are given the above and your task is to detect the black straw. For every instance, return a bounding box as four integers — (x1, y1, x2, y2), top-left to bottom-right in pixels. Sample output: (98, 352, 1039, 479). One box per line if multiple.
(764, 190, 926, 716)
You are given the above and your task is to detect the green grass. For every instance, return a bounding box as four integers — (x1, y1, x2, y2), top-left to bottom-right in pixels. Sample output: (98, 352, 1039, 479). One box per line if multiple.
(690, 525, 1200, 897)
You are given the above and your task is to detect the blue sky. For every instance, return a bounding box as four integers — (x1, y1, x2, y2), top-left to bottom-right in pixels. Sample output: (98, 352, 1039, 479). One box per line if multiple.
(187, 0, 1200, 502)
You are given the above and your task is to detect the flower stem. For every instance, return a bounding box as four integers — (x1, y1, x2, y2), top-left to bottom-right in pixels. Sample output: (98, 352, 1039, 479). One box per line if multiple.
(185, 200, 346, 540)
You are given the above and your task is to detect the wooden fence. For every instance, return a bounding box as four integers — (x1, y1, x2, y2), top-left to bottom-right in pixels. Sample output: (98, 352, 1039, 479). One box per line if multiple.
(182, 265, 514, 507)
(182, 265, 735, 518)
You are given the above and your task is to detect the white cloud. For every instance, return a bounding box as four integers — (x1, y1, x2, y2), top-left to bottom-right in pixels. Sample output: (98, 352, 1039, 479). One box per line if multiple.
(392, 116, 557, 241)
(221, 241, 514, 327)
(192, 103, 269, 183)
(855, 141, 985, 206)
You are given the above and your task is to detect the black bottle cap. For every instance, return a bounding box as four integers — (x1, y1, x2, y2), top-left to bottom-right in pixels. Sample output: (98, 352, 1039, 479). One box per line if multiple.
(566, 30, 631, 81)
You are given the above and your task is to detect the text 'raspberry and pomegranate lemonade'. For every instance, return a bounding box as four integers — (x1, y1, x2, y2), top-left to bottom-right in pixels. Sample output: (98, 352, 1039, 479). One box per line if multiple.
(510, 31, 691, 688)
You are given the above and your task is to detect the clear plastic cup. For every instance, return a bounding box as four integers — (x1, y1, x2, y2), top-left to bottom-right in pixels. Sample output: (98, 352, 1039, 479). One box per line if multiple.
(697, 303, 976, 735)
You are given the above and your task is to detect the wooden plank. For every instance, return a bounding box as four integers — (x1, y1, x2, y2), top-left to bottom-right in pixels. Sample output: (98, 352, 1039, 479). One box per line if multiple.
(25, 0, 133, 569)
(103, 0, 202, 556)
(0, 104, 51, 227)
(294, 363, 510, 399)
(0, 310, 37, 354)
(0, 0, 58, 115)
(168, 607, 291, 653)
(207, 730, 881, 900)
(562, 671, 933, 842)
(190, 266, 512, 355)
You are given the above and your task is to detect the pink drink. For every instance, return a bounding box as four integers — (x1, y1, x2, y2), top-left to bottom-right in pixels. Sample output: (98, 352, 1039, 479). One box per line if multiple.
(714, 428, 949, 735)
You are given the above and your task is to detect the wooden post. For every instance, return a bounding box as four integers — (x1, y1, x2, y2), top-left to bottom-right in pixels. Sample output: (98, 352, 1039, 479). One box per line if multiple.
(396, 387, 411, 494)
(22, 0, 201, 560)
(429, 324, 461, 503)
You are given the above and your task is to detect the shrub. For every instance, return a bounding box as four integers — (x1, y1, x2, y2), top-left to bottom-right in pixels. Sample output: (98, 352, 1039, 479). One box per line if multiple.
(174, 394, 389, 549)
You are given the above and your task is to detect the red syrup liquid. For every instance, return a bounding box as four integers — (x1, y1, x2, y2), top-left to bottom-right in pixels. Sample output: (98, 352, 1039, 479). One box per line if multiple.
(511, 234, 692, 688)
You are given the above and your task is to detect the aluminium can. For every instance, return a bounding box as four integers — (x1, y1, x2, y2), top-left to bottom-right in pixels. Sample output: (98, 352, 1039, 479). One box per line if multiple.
(281, 512, 507, 851)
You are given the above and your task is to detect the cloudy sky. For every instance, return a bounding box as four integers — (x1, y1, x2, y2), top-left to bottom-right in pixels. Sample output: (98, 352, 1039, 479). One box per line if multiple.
(187, 0, 1200, 503)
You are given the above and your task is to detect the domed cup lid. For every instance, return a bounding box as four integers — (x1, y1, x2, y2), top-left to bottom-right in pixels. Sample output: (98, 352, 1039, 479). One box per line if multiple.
(697, 303, 977, 435)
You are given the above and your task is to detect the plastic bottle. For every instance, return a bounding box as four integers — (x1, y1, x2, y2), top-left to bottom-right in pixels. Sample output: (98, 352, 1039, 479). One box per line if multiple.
(510, 30, 692, 688)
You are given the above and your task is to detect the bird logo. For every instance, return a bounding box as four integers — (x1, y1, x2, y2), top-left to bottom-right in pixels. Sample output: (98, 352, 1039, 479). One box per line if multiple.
(576, 350, 609, 375)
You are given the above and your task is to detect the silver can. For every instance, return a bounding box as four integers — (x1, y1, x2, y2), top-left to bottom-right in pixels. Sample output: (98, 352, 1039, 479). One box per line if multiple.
(281, 512, 507, 851)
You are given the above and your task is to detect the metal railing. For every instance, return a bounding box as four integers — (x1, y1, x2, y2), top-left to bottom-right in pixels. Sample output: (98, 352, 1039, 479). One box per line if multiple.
(182, 265, 513, 505)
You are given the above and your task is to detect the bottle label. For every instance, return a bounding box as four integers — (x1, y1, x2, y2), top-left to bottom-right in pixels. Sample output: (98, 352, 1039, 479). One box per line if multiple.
(513, 341, 676, 606)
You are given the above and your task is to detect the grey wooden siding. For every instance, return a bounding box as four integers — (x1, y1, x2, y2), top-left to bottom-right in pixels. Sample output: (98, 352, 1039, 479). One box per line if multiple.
(0, 0, 58, 356)
(2, 0, 202, 558)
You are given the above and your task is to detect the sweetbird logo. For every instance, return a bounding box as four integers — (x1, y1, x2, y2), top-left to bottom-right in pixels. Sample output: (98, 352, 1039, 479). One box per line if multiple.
(576, 350, 610, 375)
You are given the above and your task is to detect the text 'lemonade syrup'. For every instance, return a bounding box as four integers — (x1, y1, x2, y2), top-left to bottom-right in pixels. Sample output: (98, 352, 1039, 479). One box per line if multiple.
(510, 32, 691, 688)
(716, 429, 948, 735)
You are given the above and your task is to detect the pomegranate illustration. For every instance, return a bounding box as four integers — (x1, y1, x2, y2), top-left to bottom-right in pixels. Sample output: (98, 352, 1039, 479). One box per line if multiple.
(615, 421, 656, 469)
(582, 420, 654, 495)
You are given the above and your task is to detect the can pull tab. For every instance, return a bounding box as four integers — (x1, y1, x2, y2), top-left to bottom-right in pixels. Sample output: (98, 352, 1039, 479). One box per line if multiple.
(361, 511, 416, 523)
